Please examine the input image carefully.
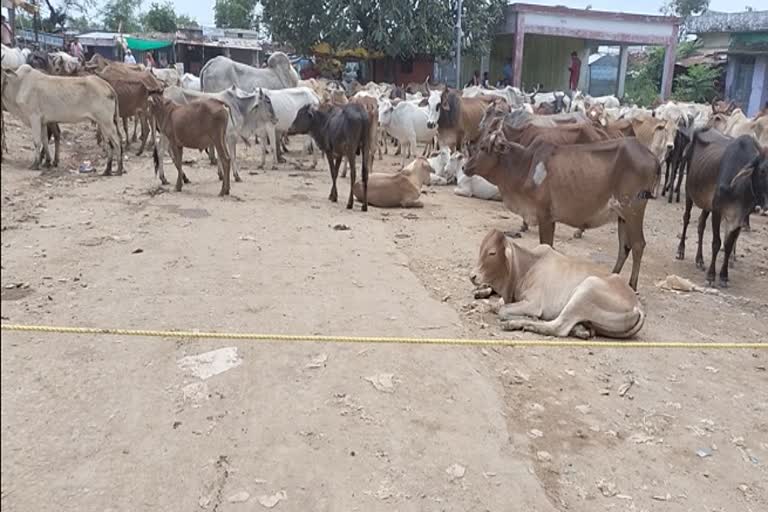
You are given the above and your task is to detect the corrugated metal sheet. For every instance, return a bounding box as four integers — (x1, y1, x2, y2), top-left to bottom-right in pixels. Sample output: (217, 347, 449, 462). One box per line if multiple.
(687, 10, 768, 34)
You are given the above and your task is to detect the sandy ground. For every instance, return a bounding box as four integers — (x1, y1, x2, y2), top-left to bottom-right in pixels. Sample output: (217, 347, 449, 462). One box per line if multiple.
(1, 117, 767, 512)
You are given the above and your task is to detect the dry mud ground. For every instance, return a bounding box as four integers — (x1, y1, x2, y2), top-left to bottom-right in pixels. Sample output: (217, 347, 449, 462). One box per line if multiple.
(1, 117, 767, 512)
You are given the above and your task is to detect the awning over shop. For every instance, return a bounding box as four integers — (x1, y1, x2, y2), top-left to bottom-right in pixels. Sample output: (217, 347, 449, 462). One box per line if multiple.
(126, 37, 173, 52)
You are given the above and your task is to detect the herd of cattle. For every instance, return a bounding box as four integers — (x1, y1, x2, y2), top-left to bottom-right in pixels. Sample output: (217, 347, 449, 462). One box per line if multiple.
(1, 46, 766, 338)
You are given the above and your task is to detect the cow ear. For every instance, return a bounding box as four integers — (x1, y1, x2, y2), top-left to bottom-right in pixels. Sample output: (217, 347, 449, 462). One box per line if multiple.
(504, 243, 515, 276)
(730, 166, 753, 187)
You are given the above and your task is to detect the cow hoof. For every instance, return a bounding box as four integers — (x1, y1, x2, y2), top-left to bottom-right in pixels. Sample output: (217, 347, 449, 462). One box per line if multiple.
(675, 248, 684, 260)
(278, 157, 287, 164)
(362, 204, 368, 212)
(234, 175, 242, 183)
(500, 320, 525, 332)
(695, 259, 705, 270)
(160, 178, 169, 185)
(219, 189, 230, 196)
(346, 203, 353, 210)
(271, 165, 277, 170)
(719, 278, 729, 288)
(570, 324, 594, 340)
(175, 185, 183, 192)
(573, 229, 584, 239)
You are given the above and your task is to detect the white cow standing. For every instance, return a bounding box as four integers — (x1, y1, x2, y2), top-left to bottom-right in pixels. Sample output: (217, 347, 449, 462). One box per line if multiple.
(380, 91, 440, 167)
(181, 73, 201, 91)
(262, 86, 321, 169)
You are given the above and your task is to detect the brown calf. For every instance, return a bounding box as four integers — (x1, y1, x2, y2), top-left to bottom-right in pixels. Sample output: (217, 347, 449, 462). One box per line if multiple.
(150, 96, 232, 196)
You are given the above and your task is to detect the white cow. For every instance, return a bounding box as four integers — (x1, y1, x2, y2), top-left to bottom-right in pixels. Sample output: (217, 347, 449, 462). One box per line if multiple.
(1, 65, 123, 173)
(263, 86, 320, 168)
(1, 45, 31, 70)
(379, 93, 439, 167)
(463, 85, 528, 108)
(47, 52, 81, 75)
(181, 73, 201, 91)
(200, 52, 299, 93)
(454, 153, 501, 201)
(152, 67, 181, 87)
(531, 91, 571, 112)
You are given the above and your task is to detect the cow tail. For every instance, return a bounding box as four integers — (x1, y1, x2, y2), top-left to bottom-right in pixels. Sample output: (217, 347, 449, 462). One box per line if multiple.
(153, 145, 160, 176)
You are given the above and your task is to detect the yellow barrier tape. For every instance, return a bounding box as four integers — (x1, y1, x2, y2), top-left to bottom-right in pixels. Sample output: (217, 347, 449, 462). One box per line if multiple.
(1, 324, 765, 349)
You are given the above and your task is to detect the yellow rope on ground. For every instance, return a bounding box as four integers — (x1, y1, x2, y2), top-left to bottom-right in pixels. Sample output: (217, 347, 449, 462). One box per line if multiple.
(1, 324, 765, 349)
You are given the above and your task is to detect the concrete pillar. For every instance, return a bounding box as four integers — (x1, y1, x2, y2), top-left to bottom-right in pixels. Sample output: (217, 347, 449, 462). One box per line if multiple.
(616, 45, 629, 98)
(578, 44, 590, 92)
(747, 55, 767, 116)
(660, 25, 678, 100)
(512, 14, 525, 88)
(724, 58, 736, 98)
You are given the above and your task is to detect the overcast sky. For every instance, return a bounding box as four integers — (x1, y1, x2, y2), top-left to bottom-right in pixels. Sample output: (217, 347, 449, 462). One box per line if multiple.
(173, 1, 764, 28)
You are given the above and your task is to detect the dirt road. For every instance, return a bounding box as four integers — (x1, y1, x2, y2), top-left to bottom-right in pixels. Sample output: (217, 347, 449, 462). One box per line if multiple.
(1, 119, 766, 511)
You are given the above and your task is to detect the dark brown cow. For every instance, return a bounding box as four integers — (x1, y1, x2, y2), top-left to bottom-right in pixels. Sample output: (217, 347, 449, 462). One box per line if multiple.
(150, 96, 232, 196)
(289, 103, 372, 211)
(676, 130, 767, 286)
(464, 132, 659, 290)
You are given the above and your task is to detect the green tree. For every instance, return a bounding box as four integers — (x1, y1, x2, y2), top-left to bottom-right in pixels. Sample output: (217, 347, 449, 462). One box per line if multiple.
(214, 0, 259, 30)
(261, 0, 505, 58)
(673, 64, 719, 102)
(142, 1, 177, 32)
(101, 0, 143, 33)
(175, 13, 200, 28)
(660, 0, 710, 17)
(67, 14, 93, 32)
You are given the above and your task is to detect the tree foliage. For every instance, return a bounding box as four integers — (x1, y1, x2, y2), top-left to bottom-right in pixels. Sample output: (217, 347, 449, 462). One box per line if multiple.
(214, 0, 260, 30)
(660, 0, 710, 17)
(261, 0, 505, 58)
(101, 0, 144, 33)
(673, 64, 719, 102)
(176, 14, 200, 28)
(142, 1, 176, 32)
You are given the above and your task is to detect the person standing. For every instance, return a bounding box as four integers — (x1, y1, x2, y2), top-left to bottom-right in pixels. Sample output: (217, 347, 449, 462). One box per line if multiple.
(568, 51, 582, 91)
(144, 51, 155, 69)
(481, 71, 490, 89)
(502, 58, 513, 86)
(124, 49, 136, 64)
(466, 69, 480, 87)
(70, 38, 84, 60)
(1, 15, 13, 46)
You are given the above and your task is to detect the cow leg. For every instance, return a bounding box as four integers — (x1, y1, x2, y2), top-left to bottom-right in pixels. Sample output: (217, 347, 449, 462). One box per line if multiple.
(131, 116, 139, 142)
(500, 276, 642, 339)
(705, 212, 722, 287)
(230, 138, 241, 182)
(280, 133, 289, 154)
(612, 218, 631, 275)
(101, 119, 122, 176)
(216, 140, 231, 196)
(328, 154, 341, 202)
(136, 115, 149, 156)
(346, 154, 356, 209)
(719, 226, 740, 287)
(170, 146, 185, 192)
(51, 124, 60, 168)
(695, 209, 710, 270)
(674, 158, 687, 203)
(624, 209, 647, 292)
(40, 124, 53, 169)
(208, 145, 218, 166)
(497, 300, 543, 321)
(340, 159, 348, 179)
(122, 117, 131, 148)
(29, 116, 44, 170)
(676, 197, 694, 260)
(1, 106, 6, 161)
(276, 130, 287, 163)
(538, 219, 556, 246)
(154, 136, 169, 185)
(662, 157, 671, 200)
(270, 126, 279, 170)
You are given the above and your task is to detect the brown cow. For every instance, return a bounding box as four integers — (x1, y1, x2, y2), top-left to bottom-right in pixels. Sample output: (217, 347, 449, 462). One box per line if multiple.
(426, 87, 493, 151)
(464, 131, 659, 290)
(97, 64, 164, 155)
(352, 157, 431, 208)
(470, 229, 646, 338)
(149, 96, 232, 196)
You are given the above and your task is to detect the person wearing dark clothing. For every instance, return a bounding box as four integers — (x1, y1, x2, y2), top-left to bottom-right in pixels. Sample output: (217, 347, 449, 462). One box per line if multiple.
(482, 72, 491, 88)
(568, 51, 582, 91)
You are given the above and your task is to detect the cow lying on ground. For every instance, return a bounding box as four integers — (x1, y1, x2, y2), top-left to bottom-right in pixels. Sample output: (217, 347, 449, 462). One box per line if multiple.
(289, 103, 371, 211)
(470, 230, 645, 338)
(454, 154, 501, 201)
(150, 96, 233, 196)
(1, 65, 123, 174)
(676, 130, 767, 286)
(352, 158, 431, 208)
(464, 131, 659, 290)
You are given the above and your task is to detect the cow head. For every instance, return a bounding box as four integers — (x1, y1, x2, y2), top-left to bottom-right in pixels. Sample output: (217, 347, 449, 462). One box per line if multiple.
(732, 153, 768, 212)
(444, 151, 465, 182)
(425, 89, 443, 129)
(288, 104, 315, 135)
(257, 88, 278, 125)
(586, 103, 607, 127)
(470, 229, 517, 302)
(707, 112, 729, 133)
(464, 131, 522, 184)
(377, 98, 394, 127)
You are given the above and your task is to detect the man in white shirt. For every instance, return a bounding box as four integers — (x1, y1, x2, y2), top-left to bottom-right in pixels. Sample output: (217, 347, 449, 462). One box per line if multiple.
(124, 49, 136, 65)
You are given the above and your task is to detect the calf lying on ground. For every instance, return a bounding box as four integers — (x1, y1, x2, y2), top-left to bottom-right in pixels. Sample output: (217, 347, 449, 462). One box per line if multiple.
(454, 154, 501, 200)
(352, 158, 431, 208)
(470, 229, 645, 339)
(150, 96, 233, 196)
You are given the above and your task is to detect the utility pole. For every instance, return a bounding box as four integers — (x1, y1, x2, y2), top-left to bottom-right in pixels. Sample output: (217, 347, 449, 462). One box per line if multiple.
(455, 0, 462, 88)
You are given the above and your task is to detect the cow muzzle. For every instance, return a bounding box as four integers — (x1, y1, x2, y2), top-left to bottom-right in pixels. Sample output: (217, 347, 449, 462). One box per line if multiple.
(427, 122, 436, 129)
